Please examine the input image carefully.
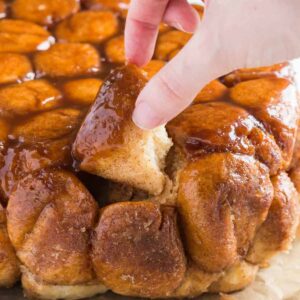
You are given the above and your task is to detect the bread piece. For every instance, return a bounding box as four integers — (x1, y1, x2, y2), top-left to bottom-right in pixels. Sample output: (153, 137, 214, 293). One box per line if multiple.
(12, 108, 82, 143)
(193, 80, 228, 104)
(0, 118, 9, 147)
(223, 62, 295, 86)
(83, 0, 130, 18)
(1, 107, 82, 202)
(0, 1, 6, 17)
(55, 11, 118, 43)
(0, 19, 53, 53)
(0, 80, 62, 117)
(0, 136, 74, 201)
(91, 201, 186, 298)
(177, 153, 274, 273)
(0, 53, 33, 85)
(247, 172, 300, 265)
(105, 35, 125, 63)
(104, 35, 165, 78)
(141, 60, 165, 79)
(11, 0, 80, 25)
(230, 77, 299, 168)
(167, 102, 283, 175)
(155, 30, 192, 61)
(73, 65, 173, 195)
(209, 262, 258, 293)
(34, 43, 101, 77)
(63, 78, 103, 106)
(0, 204, 20, 287)
(7, 169, 106, 299)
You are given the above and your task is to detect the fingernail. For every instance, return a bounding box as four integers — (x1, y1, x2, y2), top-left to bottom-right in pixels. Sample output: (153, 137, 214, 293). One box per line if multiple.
(170, 22, 195, 34)
(132, 102, 164, 130)
(170, 22, 192, 33)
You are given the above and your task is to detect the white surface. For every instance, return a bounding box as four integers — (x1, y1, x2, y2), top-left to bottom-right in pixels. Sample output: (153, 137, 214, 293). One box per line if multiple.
(233, 241, 300, 300)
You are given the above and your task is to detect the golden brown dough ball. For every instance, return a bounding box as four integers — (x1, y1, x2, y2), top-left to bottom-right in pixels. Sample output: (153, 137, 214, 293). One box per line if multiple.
(247, 172, 299, 265)
(11, 0, 80, 25)
(223, 62, 292, 86)
(0, 80, 61, 117)
(168, 48, 180, 60)
(155, 30, 191, 61)
(230, 77, 299, 168)
(167, 102, 283, 175)
(55, 11, 118, 43)
(177, 153, 274, 273)
(63, 78, 103, 106)
(0, 119, 9, 147)
(12, 108, 82, 143)
(105, 36, 165, 75)
(0, 135, 76, 202)
(92, 201, 186, 298)
(105, 35, 125, 63)
(34, 43, 101, 77)
(141, 60, 165, 79)
(0, 19, 53, 53)
(7, 169, 106, 299)
(83, 0, 130, 18)
(192, 4, 204, 18)
(0, 53, 33, 85)
(290, 161, 300, 197)
(159, 23, 171, 34)
(0, 205, 20, 288)
(0, 1, 6, 18)
(193, 80, 228, 103)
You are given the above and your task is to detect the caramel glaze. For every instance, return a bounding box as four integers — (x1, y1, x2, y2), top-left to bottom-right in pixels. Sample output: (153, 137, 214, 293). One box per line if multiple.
(0, 0, 174, 205)
(7, 169, 98, 284)
(167, 73, 299, 175)
(167, 102, 283, 175)
(73, 65, 146, 161)
(0, 0, 299, 298)
(0, 1, 126, 205)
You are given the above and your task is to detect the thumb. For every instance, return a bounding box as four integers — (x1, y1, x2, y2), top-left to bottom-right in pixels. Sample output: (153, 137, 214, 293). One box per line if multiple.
(132, 27, 231, 129)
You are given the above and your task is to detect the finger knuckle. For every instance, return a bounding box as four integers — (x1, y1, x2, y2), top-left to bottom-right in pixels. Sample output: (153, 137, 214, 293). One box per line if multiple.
(157, 73, 186, 108)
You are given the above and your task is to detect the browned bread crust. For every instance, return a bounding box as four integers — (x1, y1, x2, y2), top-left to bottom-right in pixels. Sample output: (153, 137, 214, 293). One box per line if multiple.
(70, 63, 300, 298)
(0, 204, 20, 287)
(0, 1, 299, 297)
(73, 65, 172, 196)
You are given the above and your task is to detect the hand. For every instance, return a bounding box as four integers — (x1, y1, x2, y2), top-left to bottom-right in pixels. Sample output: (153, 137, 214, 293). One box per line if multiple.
(125, 0, 300, 129)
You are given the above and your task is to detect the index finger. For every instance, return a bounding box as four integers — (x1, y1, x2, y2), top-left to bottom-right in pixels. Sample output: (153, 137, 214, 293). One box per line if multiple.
(125, 0, 170, 66)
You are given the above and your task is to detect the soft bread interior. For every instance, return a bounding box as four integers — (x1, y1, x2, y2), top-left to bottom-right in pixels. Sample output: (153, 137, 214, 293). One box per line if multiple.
(73, 65, 173, 196)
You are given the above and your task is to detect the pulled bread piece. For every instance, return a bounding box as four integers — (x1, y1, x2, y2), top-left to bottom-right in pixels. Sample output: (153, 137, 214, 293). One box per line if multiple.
(0, 204, 19, 288)
(7, 169, 107, 299)
(73, 65, 172, 195)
